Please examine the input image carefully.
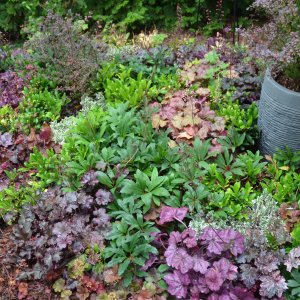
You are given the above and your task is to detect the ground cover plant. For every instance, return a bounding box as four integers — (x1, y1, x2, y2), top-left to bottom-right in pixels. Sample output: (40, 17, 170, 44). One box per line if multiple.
(0, 6, 300, 300)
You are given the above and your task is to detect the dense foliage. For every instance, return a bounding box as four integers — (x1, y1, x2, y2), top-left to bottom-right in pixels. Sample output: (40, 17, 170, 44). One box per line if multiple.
(0, 0, 253, 34)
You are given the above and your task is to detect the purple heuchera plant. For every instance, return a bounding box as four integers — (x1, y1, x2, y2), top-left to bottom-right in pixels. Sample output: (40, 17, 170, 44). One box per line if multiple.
(0, 71, 26, 107)
(10, 187, 111, 280)
(163, 227, 257, 300)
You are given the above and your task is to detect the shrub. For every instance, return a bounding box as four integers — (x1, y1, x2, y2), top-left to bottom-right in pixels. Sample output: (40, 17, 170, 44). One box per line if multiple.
(25, 12, 108, 98)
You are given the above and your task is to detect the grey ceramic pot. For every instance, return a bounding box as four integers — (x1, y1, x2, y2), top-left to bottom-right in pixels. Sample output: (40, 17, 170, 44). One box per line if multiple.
(258, 70, 300, 155)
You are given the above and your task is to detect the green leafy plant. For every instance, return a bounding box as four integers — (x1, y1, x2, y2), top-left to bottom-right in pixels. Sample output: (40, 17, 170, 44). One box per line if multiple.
(0, 105, 15, 132)
(120, 168, 170, 213)
(236, 151, 267, 183)
(103, 65, 155, 106)
(274, 147, 300, 171)
(287, 270, 300, 299)
(104, 217, 158, 287)
(218, 127, 246, 152)
(0, 182, 42, 219)
(21, 147, 62, 187)
(14, 87, 68, 133)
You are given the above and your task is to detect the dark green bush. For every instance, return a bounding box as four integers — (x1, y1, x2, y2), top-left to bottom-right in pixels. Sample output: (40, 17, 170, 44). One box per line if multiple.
(0, 0, 253, 35)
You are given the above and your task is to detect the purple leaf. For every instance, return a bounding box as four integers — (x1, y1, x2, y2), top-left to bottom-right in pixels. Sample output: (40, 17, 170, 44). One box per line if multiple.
(0, 71, 26, 108)
(204, 268, 224, 292)
(81, 170, 99, 186)
(93, 208, 110, 226)
(193, 256, 210, 274)
(52, 222, 72, 237)
(141, 254, 158, 271)
(165, 245, 193, 273)
(181, 228, 197, 248)
(219, 229, 245, 256)
(213, 258, 238, 280)
(285, 246, 300, 272)
(169, 231, 182, 245)
(200, 227, 224, 255)
(230, 287, 258, 300)
(240, 264, 258, 288)
(164, 270, 190, 299)
(196, 277, 210, 294)
(95, 189, 113, 205)
(259, 271, 287, 298)
(159, 206, 188, 224)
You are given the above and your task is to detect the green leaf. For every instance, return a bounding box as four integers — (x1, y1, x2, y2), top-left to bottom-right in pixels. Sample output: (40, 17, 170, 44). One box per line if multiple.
(291, 286, 300, 296)
(53, 278, 65, 293)
(288, 279, 300, 288)
(133, 257, 145, 266)
(141, 193, 152, 207)
(136, 269, 148, 277)
(157, 264, 169, 273)
(118, 258, 131, 276)
(152, 187, 170, 197)
(123, 271, 133, 287)
(97, 172, 113, 188)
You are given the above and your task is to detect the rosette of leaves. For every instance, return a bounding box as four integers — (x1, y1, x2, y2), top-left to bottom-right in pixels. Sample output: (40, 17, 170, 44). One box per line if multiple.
(10, 187, 112, 280)
(151, 89, 225, 151)
(162, 225, 255, 299)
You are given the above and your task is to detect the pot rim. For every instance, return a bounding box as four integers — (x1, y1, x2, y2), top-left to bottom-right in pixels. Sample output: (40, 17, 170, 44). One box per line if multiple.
(266, 68, 300, 96)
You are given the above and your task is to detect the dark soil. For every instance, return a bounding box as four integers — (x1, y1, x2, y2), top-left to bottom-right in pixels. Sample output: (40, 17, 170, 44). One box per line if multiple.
(273, 71, 300, 93)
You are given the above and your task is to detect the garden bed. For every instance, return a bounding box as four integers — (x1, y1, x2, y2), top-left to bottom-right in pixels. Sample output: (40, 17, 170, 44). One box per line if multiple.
(0, 8, 300, 300)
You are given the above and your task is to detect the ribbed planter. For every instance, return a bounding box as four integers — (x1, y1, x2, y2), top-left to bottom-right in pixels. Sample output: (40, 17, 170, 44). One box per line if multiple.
(258, 70, 300, 155)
